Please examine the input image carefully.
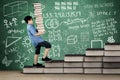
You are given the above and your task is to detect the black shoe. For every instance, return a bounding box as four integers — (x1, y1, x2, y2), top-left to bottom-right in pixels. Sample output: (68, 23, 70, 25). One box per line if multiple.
(42, 57, 52, 62)
(33, 63, 45, 68)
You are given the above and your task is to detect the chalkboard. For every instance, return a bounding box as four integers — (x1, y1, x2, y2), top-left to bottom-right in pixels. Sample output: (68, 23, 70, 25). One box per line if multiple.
(0, 0, 120, 70)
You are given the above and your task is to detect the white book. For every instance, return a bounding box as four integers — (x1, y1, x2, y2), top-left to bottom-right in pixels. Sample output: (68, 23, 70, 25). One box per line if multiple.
(103, 57, 120, 62)
(103, 69, 120, 74)
(85, 56, 103, 62)
(64, 68, 83, 73)
(23, 66, 44, 73)
(84, 68, 102, 74)
(44, 68, 63, 73)
(64, 62, 83, 67)
(103, 62, 120, 68)
(83, 62, 102, 68)
(105, 43, 120, 50)
(65, 54, 85, 62)
(36, 27, 44, 29)
(105, 50, 120, 56)
(86, 48, 104, 56)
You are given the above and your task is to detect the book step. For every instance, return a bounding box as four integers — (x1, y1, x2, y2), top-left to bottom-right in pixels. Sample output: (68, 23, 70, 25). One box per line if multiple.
(105, 43, 120, 50)
(64, 54, 85, 62)
(85, 56, 103, 62)
(45, 60, 64, 67)
(105, 50, 120, 56)
(23, 66, 44, 73)
(83, 62, 102, 68)
(84, 68, 102, 74)
(64, 62, 83, 68)
(64, 68, 83, 73)
(103, 68, 120, 74)
(103, 56, 120, 62)
(86, 48, 104, 56)
(44, 68, 63, 73)
(103, 62, 120, 68)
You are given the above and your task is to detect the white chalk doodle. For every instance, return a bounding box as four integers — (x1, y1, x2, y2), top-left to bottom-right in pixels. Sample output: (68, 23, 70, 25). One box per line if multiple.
(75, 45, 88, 54)
(5, 36, 22, 48)
(80, 32, 90, 42)
(63, 47, 69, 54)
(60, 18, 89, 26)
(54, 2, 78, 10)
(4, 18, 17, 28)
(91, 40, 103, 48)
(3, 1, 28, 17)
(22, 36, 31, 48)
(27, 48, 34, 54)
(91, 18, 117, 38)
(45, 19, 59, 29)
(7, 29, 24, 34)
(5, 47, 18, 55)
(107, 36, 115, 43)
(2, 56, 13, 67)
(48, 30, 62, 42)
(67, 35, 78, 44)
(49, 45, 60, 58)
(21, 20, 25, 24)
(15, 53, 30, 68)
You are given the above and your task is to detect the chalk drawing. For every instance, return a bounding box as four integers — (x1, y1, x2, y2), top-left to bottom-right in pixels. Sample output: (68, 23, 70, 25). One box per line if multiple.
(2, 56, 13, 67)
(75, 45, 88, 54)
(67, 35, 77, 44)
(5, 36, 22, 48)
(5, 47, 18, 55)
(80, 32, 90, 42)
(22, 36, 31, 48)
(63, 47, 69, 54)
(4, 19, 10, 28)
(7, 29, 24, 34)
(45, 19, 59, 29)
(107, 36, 115, 43)
(4, 18, 18, 28)
(48, 30, 62, 42)
(42, 11, 81, 18)
(91, 40, 103, 48)
(21, 20, 25, 24)
(15, 53, 30, 68)
(60, 17, 89, 26)
(49, 45, 60, 58)
(27, 48, 34, 54)
(3, 1, 28, 17)
(54, 2, 78, 10)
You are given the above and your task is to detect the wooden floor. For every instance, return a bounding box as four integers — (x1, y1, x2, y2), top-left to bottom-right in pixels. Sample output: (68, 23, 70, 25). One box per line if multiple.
(0, 71, 120, 80)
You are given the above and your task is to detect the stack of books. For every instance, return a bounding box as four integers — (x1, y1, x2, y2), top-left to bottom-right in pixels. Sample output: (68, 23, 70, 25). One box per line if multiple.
(33, 3, 45, 33)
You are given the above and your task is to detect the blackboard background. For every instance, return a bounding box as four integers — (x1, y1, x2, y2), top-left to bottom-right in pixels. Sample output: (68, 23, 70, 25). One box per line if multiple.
(0, 0, 120, 70)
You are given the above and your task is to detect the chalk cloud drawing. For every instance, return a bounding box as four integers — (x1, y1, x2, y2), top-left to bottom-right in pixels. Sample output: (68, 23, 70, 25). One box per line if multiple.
(2, 56, 13, 67)
(3, 1, 28, 17)
(5, 36, 22, 48)
(67, 35, 78, 44)
(45, 19, 59, 29)
(107, 36, 115, 43)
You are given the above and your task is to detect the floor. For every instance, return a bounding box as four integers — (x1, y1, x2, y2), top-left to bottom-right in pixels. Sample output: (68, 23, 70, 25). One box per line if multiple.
(0, 71, 120, 80)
